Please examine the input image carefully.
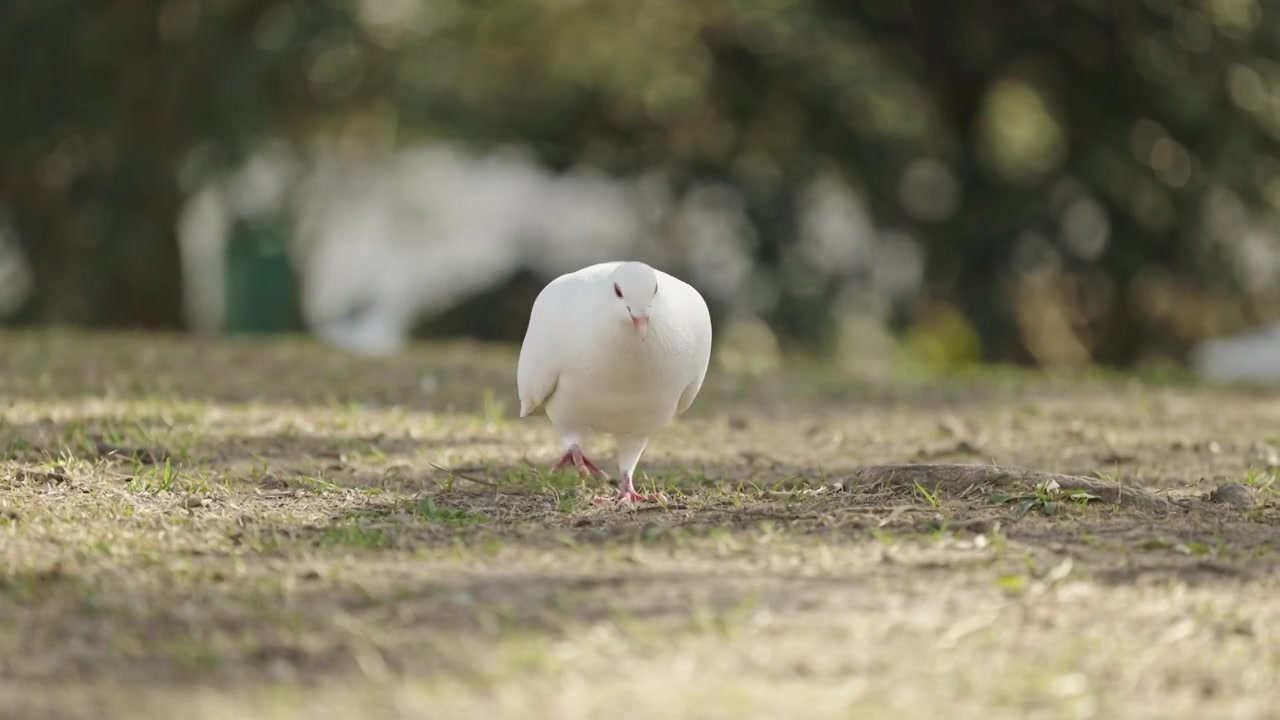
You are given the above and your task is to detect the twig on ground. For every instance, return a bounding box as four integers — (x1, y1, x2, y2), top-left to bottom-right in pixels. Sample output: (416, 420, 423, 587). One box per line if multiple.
(427, 461, 501, 488)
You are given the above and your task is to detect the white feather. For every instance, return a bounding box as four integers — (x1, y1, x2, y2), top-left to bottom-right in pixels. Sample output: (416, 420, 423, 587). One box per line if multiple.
(517, 261, 712, 487)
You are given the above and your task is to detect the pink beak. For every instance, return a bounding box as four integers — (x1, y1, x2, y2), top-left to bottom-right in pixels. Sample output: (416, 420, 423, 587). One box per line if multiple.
(631, 313, 649, 340)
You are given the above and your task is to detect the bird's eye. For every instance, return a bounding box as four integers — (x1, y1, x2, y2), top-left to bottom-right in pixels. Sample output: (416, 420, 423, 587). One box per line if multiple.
(614, 283, 623, 298)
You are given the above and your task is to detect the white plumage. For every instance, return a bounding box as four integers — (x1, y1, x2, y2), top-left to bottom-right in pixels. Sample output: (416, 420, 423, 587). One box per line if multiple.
(517, 260, 713, 502)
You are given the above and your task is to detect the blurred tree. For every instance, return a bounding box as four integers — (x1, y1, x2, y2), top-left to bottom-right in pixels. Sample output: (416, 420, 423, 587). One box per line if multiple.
(0, 0, 366, 327)
(3, 0, 1279, 366)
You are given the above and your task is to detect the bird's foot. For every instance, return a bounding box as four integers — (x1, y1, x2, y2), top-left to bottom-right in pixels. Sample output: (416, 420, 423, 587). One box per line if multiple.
(592, 474, 667, 504)
(593, 489, 668, 504)
(551, 446, 609, 478)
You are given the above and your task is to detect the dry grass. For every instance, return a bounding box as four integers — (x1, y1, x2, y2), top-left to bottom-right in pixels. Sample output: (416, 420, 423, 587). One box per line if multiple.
(2, 329, 1279, 719)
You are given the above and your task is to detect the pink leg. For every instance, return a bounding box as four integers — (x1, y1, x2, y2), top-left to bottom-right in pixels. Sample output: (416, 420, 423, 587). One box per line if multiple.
(551, 445, 608, 478)
(580, 456, 606, 476)
(593, 473, 667, 504)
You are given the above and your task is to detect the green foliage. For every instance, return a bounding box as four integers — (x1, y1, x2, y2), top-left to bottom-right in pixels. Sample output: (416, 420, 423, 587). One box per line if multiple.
(990, 480, 1102, 519)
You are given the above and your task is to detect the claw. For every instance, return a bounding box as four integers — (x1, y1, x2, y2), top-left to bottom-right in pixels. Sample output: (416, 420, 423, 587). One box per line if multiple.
(551, 445, 609, 478)
(592, 490, 667, 504)
(591, 473, 667, 504)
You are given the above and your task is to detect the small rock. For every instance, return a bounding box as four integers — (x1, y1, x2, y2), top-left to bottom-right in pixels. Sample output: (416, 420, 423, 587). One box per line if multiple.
(1205, 440, 1222, 455)
(300, 569, 321, 581)
(259, 475, 288, 490)
(1208, 482, 1256, 508)
(184, 496, 203, 509)
(728, 416, 749, 430)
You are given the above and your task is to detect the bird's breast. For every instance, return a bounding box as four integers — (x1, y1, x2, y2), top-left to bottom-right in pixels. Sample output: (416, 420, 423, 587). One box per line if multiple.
(545, 334, 687, 436)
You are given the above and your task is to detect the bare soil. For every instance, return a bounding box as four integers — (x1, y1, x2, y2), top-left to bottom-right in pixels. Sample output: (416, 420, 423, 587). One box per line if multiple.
(1, 330, 1278, 719)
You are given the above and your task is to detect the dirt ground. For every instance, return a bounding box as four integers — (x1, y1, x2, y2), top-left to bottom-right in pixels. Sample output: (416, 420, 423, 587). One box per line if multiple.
(2, 330, 1278, 719)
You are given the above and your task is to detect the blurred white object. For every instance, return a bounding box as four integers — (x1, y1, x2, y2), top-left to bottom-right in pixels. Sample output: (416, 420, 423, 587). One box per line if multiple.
(291, 146, 655, 354)
(176, 184, 230, 332)
(0, 206, 33, 318)
(1191, 323, 1280, 383)
(176, 141, 919, 355)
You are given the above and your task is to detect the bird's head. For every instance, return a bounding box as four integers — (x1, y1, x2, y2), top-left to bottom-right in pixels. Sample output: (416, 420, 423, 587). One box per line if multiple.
(609, 262, 659, 341)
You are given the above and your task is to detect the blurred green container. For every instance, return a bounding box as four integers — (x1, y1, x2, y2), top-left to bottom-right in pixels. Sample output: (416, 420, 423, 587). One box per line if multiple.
(224, 216, 302, 334)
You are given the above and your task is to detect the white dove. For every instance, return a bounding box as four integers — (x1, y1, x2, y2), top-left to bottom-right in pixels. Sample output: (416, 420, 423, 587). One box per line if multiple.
(517, 260, 713, 503)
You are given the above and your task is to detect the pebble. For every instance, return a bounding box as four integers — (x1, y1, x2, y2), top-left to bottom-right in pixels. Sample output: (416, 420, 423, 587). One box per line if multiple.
(1208, 482, 1256, 508)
